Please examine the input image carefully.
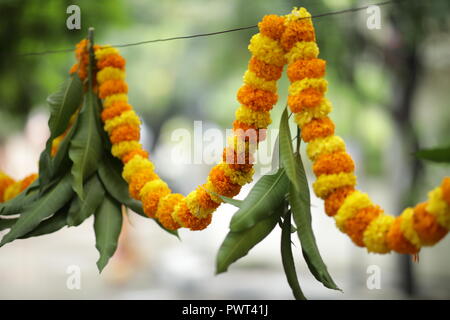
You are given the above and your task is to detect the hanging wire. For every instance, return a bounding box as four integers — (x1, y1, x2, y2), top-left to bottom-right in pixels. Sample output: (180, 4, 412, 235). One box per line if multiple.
(19, 0, 399, 57)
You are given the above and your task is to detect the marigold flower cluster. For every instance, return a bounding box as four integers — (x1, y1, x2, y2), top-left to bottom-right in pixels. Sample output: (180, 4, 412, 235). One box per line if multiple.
(284, 7, 450, 254)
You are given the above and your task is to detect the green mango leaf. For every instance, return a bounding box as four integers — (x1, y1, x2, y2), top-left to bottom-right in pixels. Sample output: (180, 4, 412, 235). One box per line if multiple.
(38, 151, 53, 191)
(69, 89, 103, 200)
(19, 204, 70, 239)
(0, 218, 17, 232)
(67, 175, 105, 227)
(289, 153, 340, 291)
(47, 75, 83, 140)
(279, 107, 300, 191)
(210, 192, 243, 208)
(415, 146, 450, 163)
(94, 195, 123, 272)
(38, 75, 83, 190)
(98, 155, 178, 237)
(216, 213, 279, 274)
(219, 195, 243, 208)
(0, 188, 39, 216)
(0, 175, 73, 247)
(281, 211, 306, 300)
(271, 134, 280, 172)
(229, 168, 289, 232)
(50, 116, 79, 179)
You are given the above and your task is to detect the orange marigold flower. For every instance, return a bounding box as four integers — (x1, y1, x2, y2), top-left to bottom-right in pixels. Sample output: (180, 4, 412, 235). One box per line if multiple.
(97, 54, 126, 70)
(75, 39, 88, 60)
(99, 80, 128, 99)
(110, 124, 140, 144)
(237, 85, 278, 112)
(222, 146, 254, 173)
(248, 57, 283, 81)
(197, 187, 221, 209)
(175, 200, 212, 231)
(324, 186, 355, 217)
(386, 217, 420, 254)
(129, 170, 158, 200)
(280, 20, 316, 52)
(101, 102, 132, 121)
(155, 194, 184, 230)
(344, 205, 383, 247)
(287, 59, 326, 82)
(233, 120, 266, 141)
(288, 88, 323, 113)
(20, 174, 38, 192)
(258, 15, 286, 40)
(441, 177, 450, 205)
(313, 151, 354, 177)
(301, 117, 335, 142)
(142, 185, 171, 218)
(413, 202, 448, 246)
(69, 63, 79, 75)
(122, 149, 149, 164)
(209, 165, 241, 197)
(77, 68, 88, 81)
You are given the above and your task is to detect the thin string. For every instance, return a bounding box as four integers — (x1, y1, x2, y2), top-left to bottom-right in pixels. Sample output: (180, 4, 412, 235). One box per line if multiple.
(18, 0, 399, 57)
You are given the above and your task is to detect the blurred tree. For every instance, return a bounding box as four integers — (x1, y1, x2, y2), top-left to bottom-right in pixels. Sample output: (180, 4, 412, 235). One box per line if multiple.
(0, 0, 127, 141)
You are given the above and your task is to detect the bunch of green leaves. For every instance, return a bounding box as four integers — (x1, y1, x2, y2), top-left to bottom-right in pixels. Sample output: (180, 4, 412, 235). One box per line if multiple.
(216, 107, 340, 299)
(0, 36, 176, 273)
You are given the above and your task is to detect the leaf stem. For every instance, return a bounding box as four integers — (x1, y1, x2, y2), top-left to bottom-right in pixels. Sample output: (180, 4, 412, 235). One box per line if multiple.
(87, 27, 95, 92)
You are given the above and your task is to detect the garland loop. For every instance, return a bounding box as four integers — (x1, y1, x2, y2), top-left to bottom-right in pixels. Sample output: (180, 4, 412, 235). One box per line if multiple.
(1, 8, 449, 256)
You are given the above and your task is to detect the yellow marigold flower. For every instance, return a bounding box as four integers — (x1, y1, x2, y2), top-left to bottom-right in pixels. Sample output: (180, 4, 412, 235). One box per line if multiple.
(218, 162, 254, 186)
(243, 70, 277, 93)
(95, 46, 119, 61)
(3, 182, 23, 202)
(172, 199, 212, 231)
(400, 208, 422, 249)
(140, 179, 171, 218)
(248, 34, 286, 67)
(306, 135, 346, 161)
(0, 173, 15, 202)
(104, 110, 141, 134)
(122, 155, 155, 182)
(226, 135, 257, 158)
(294, 99, 333, 128)
(185, 190, 215, 219)
(288, 78, 328, 96)
(285, 7, 312, 24)
(335, 190, 372, 231)
(203, 179, 223, 204)
(111, 141, 142, 159)
(427, 187, 450, 230)
(363, 214, 395, 254)
(103, 93, 128, 109)
(235, 105, 272, 129)
(313, 172, 357, 200)
(97, 67, 125, 85)
(285, 41, 319, 64)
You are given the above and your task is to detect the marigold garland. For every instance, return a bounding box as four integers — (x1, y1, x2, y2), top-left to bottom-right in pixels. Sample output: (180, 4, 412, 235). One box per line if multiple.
(0, 7, 448, 257)
(59, 13, 288, 231)
(283, 7, 450, 255)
